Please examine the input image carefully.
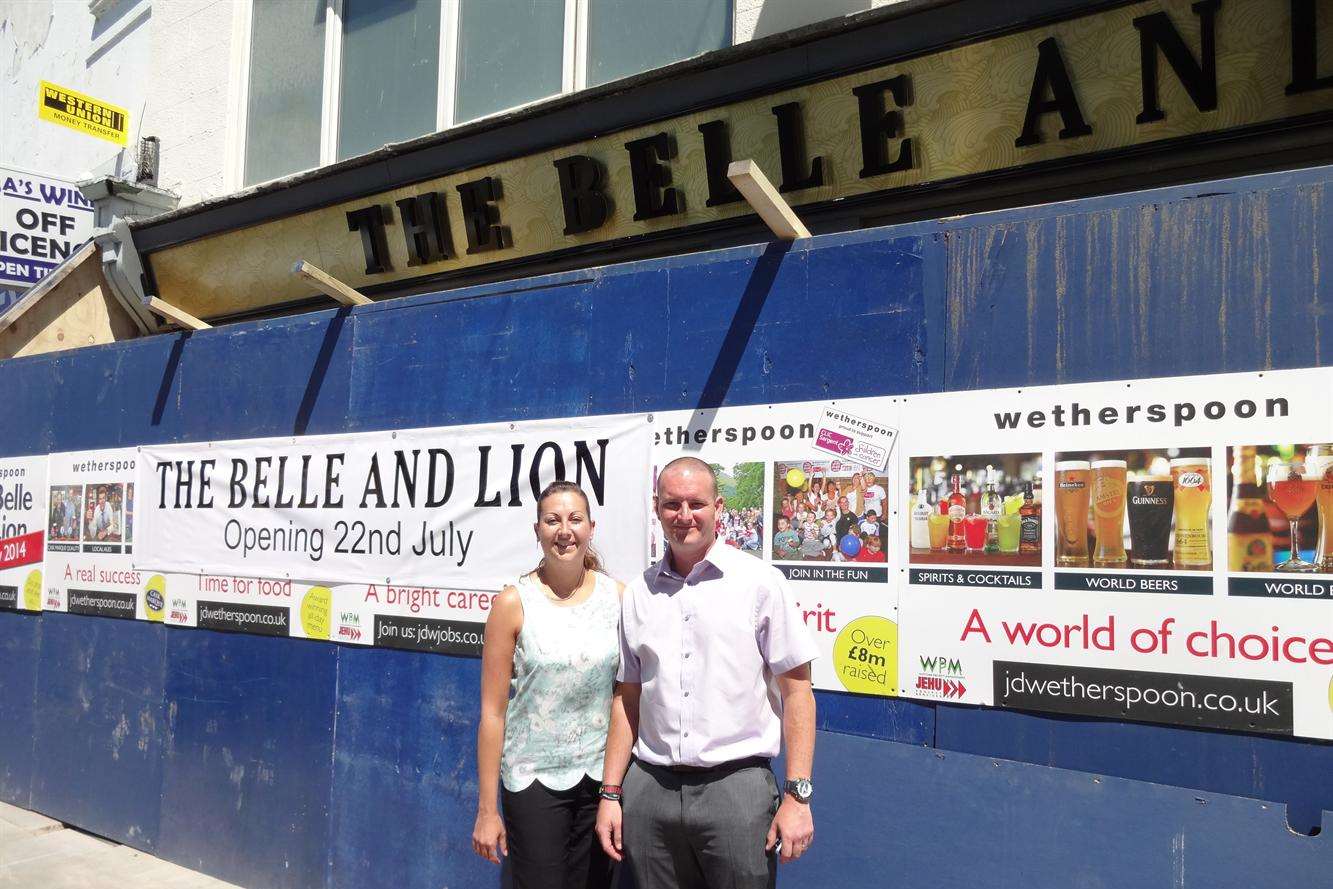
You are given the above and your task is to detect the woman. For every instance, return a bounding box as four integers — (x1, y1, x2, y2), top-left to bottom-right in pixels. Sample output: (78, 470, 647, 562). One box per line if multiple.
(472, 480, 621, 889)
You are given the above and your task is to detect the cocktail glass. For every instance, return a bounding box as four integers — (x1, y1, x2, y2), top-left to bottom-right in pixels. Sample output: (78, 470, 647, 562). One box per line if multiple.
(963, 514, 988, 552)
(996, 513, 1021, 553)
(1266, 461, 1317, 572)
(927, 513, 949, 551)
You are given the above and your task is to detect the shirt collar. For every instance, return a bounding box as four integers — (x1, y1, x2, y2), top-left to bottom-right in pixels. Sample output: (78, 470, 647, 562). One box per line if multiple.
(656, 536, 733, 581)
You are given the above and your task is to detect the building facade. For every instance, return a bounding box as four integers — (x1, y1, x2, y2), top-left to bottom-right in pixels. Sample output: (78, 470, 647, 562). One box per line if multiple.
(1, 3, 1332, 889)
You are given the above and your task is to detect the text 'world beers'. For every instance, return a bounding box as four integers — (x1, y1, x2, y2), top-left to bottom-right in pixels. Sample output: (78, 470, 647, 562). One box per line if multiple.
(152, 440, 611, 511)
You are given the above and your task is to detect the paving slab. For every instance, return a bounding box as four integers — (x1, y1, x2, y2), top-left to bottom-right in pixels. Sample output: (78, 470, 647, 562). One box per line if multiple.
(0, 801, 242, 889)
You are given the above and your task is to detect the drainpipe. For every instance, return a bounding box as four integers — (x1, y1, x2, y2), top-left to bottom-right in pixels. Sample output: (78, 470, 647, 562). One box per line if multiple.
(76, 176, 180, 334)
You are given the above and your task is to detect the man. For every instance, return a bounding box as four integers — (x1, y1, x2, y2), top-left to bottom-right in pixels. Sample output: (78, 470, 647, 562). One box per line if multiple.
(834, 496, 859, 541)
(91, 488, 115, 541)
(860, 471, 887, 520)
(596, 457, 818, 889)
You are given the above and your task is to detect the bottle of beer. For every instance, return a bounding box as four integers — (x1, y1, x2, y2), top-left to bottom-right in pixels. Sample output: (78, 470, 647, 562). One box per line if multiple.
(1228, 446, 1273, 572)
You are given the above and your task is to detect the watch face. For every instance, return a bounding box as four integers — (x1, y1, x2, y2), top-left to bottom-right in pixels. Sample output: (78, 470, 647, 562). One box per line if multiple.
(789, 778, 813, 801)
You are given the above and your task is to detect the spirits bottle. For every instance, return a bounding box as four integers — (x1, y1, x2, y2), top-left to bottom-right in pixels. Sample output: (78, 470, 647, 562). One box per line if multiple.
(910, 487, 932, 549)
(1019, 481, 1041, 555)
(946, 474, 966, 553)
(981, 471, 1002, 553)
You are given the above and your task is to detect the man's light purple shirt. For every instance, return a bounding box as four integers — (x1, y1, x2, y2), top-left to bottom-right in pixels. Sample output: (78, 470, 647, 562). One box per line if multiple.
(617, 540, 819, 767)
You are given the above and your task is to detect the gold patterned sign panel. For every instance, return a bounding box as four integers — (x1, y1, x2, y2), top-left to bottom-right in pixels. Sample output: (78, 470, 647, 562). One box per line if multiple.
(150, 0, 1333, 318)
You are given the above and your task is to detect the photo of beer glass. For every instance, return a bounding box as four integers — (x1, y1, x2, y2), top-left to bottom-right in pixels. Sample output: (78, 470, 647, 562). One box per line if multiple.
(996, 513, 1021, 553)
(1265, 461, 1317, 572)
(1171, 457, 1212, 568)
(1090, 460, 1128, 567)
(1055, 460, 1091, 566)
(1127, 476, 1173, 567)
(1308, 444, 1333, 572)
(927, 512, 949, 551)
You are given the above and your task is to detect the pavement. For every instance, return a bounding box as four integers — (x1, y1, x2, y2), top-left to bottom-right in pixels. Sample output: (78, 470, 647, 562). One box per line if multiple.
(0, 800, 243, 888)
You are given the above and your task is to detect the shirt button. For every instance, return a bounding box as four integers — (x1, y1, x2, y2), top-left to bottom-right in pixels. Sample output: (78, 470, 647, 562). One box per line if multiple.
(684, 653, 690, 659)
(684, 731, 689, 737)
(684, 691, 690, 697)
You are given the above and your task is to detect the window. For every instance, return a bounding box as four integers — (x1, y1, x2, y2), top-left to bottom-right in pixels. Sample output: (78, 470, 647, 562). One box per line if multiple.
(242, 0, 326, 186)
(237, 0, 732, 187)
(587, 0, 731, 87)
(454, 0, 567, 125)
(338, 0, 442, 160)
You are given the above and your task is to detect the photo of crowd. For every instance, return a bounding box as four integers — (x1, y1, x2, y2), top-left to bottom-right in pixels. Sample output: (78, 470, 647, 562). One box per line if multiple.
(770, 461, 888, 563)
(47, 485, 83, 542)
(82, 483, 126, 544)
(714, 462, 763, 552)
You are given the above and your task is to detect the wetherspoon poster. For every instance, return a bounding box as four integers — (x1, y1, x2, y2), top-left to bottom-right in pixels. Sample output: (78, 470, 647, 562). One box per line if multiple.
(43, 448, 145, 619)
(896, 367, 1333, 740)
(0, 455, 46, 612)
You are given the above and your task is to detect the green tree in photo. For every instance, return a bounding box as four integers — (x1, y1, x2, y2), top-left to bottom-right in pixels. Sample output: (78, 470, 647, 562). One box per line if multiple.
(728, 462, 764, 511)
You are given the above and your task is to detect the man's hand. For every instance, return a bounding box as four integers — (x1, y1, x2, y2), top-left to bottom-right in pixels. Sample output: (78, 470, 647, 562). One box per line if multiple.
(765, 797, 813, 863)
(595, 798, 624, 861)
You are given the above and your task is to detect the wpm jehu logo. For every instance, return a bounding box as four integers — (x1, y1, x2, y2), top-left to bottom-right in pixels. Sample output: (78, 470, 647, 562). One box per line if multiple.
(915, 654, 967, 699)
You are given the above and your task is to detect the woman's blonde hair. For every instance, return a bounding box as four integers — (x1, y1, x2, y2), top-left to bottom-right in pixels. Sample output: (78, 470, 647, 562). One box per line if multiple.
(534, 480, 603, 573)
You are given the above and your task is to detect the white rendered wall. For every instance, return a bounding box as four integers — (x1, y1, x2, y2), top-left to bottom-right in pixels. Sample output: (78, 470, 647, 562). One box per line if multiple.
(0, 0, 232, 207)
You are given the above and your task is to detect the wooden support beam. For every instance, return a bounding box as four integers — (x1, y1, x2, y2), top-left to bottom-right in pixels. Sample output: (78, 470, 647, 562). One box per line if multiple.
(146, 296, 211, 331)
(726, 159, 811, 241)
(293, 260, 372, 307)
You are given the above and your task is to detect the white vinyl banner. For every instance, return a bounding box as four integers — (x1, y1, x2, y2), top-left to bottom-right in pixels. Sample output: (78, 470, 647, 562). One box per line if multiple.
(0, 454, 47, 612)
(895, 367, 1333, 740)
(135, 414, 653, 593)
(43, 448, 146, 619)
(18, 366, 1333, 740)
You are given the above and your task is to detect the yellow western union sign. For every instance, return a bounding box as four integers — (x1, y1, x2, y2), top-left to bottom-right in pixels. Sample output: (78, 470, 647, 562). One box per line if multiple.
(38, 80, 128, 146)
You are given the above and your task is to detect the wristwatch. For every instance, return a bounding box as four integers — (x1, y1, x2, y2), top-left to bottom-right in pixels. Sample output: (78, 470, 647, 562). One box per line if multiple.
(783, 777, 813, 804)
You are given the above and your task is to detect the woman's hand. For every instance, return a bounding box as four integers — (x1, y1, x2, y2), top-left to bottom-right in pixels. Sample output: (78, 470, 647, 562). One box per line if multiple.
(472, 810, 507, 864)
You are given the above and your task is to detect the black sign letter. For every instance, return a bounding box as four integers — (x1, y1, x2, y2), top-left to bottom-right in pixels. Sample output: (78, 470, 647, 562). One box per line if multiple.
(1015, 38, 1093, 147)
(1133, 0, 1220, 124)
(456, 177, 511, 254)
(697, 120, 742, 206)
(1287, 0, 1333, 95)
(395, 192, 453, 265)
(771, 101, 824, 193)
(552, 155, 611, 235)
(851, 75, 915, 177)
(346, 205, 392, 274)
(624, 133, 682, 220)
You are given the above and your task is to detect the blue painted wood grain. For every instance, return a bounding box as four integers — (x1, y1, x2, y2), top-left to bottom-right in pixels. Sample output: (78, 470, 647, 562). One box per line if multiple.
(0, 610, 40, 807)
(27, 613, 167, 850)
(157, 630, 338, 889)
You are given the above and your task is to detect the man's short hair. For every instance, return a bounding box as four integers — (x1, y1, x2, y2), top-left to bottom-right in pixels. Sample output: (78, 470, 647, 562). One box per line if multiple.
(656, 456, 719, 498)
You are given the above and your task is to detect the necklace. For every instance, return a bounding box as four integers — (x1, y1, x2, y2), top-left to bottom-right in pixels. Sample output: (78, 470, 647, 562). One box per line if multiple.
(537, 566, 589, 603)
